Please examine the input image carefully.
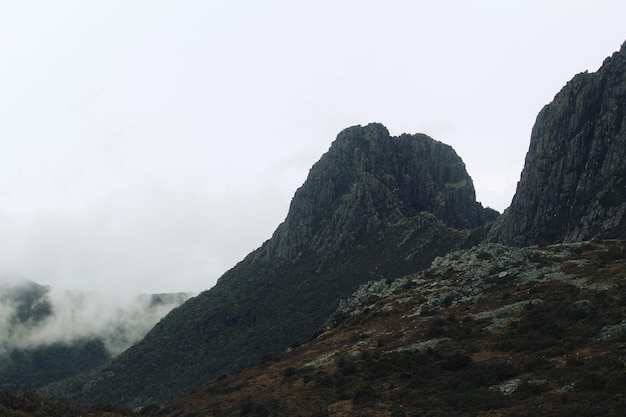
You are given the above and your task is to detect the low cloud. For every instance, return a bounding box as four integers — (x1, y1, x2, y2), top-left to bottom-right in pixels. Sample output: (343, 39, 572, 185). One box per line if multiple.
(0, 278, 193, 357)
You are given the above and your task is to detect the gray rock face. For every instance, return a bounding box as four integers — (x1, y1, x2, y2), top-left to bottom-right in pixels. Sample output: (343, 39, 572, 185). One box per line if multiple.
(263, 123, 497, 260)
(487, 42, 626, 245)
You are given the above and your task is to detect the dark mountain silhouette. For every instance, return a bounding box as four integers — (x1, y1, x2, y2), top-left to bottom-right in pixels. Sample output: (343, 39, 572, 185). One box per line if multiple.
(487, 41, 626, 245)
(42, 124, 497, 406)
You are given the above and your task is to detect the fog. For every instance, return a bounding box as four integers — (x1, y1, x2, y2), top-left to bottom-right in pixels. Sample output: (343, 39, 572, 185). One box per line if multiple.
(0, 278, 193, 357)
(1, 1, 625, 293)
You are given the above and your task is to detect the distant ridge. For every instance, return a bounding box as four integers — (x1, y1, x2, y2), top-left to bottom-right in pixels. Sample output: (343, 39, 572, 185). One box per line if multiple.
(43, 123, 496, 406)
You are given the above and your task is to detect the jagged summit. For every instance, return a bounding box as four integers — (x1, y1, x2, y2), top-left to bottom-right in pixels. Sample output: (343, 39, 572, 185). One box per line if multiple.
(43, 123, 494, 406)
(487, 41, 626, 245)
(263, 123, 497, 261)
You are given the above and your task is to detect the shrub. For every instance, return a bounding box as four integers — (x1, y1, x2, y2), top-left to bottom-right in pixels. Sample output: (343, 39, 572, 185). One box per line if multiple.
(441, 353, 472, 372)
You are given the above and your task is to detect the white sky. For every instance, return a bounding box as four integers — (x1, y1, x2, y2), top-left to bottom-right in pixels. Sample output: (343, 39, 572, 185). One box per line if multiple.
(0, 1, 624, 293)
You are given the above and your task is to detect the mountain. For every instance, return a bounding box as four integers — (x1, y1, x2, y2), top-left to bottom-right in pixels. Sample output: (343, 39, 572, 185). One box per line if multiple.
(148, 239, 626, 417)
(0, 278, 191, 391)
(486, 41, 626, 246)
(143, 42, 626, 416)
(10, 40, 626, 415)
(42, 123, 497, 406)
(262, 123, 496, 261)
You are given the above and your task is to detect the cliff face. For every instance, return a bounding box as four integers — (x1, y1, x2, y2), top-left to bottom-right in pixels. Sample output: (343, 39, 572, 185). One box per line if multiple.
(44, 124, 495, 406)
(487, 42, 626, 245)
(263, 123, 497, 261)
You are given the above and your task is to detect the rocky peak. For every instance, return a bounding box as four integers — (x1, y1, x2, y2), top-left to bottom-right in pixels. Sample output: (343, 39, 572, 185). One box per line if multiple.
(487, 41, 626, 246)
(44, 123, 496, 406)
(263, 123, 497, 260)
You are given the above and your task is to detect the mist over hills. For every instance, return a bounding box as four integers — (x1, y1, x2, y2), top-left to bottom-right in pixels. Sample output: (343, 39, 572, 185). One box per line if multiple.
(0, 278, 192, 390)
(7, 40, 626, 415)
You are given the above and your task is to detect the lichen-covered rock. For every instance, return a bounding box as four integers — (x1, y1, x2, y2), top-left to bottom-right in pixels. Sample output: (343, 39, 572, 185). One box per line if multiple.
(487, 41, 626, 245)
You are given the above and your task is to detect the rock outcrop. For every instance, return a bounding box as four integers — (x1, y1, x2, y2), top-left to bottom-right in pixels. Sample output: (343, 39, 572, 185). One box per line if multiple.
(487, 41, 626, 245)
(43, 124, 495, 406)
(263, 123, 497, 260)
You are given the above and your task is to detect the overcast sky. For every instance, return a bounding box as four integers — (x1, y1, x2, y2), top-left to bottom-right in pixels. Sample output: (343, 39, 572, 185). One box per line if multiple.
(0, 1, 624, 293)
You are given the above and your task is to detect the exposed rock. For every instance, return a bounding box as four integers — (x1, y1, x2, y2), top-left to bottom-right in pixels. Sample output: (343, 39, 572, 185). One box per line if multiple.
(487, 41, 626, 245)
(337, 240, 619, 321)
(263, 123, 497, 261)
(491, 378, 521, 396)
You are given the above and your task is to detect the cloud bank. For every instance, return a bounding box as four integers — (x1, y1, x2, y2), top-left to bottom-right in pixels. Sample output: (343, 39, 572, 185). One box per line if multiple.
(0, 278, 193, 357)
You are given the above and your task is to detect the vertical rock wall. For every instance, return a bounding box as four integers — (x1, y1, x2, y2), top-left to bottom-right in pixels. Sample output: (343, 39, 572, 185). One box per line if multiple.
(487, 42, 626, 245)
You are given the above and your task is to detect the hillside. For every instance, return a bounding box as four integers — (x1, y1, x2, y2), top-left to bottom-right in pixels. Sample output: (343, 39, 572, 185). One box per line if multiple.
(0, 388, 137, 417)
(3, 241, 625, 417)
(41, 124, 497, 406)
(147, 239, 626, 416)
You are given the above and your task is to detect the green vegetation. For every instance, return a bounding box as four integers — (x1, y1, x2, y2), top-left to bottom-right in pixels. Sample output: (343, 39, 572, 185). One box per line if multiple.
(0, 281, 112, 391)
(0, 340, 110, 391)
(0, 388, 148, 417)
